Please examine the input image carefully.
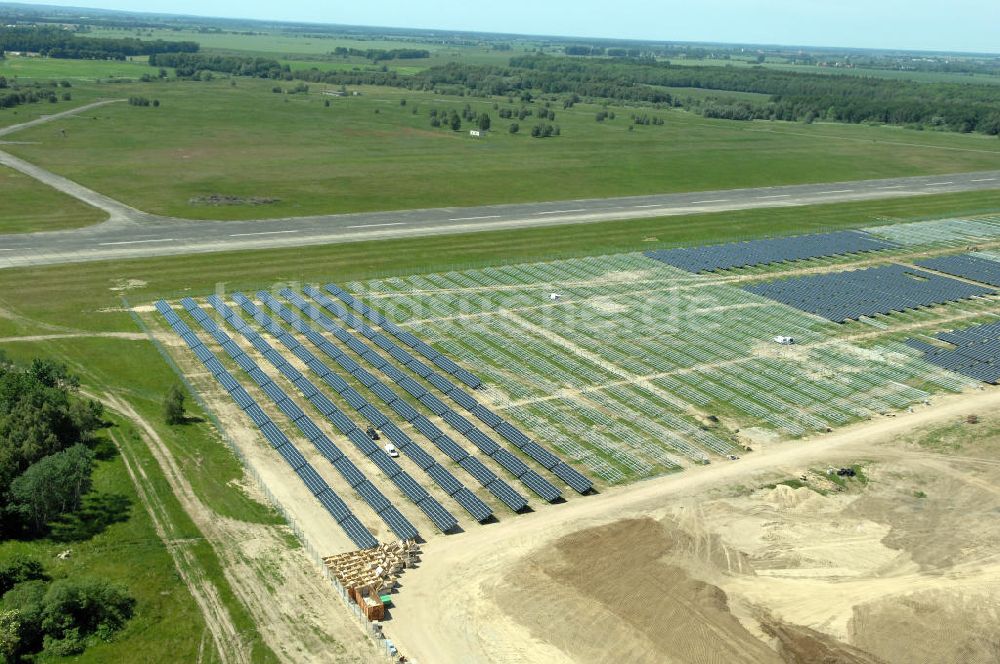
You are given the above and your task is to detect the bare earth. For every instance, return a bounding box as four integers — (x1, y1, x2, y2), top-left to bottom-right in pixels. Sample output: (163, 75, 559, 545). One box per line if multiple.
(386, 387, 1000, 664)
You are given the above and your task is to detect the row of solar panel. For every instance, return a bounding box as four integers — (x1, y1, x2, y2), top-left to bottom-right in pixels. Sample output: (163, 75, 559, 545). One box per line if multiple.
(184, 298, 421, 541)
(272, 289, 569, 505)
(204, 295, 460, 536)
(305, 286, 593, 496)
(321, 283, 483, 389)
(644, 230, 898, 274)
(916, 253, 1000, 289)
(745, 264, 995, 323)
(241, 292, 502, 521)
(154, 301, 379, 550)
(905, 319, 1000, 385)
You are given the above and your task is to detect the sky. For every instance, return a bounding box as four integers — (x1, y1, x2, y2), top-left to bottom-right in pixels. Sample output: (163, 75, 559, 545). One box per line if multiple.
(10, 0, 1000, 53)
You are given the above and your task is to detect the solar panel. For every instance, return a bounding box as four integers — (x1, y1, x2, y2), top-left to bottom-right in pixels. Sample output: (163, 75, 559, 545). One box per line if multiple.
(276, 398, 305, 422)
(394, 471, 429, 502)
(472, 405, 503, 429)
(388, 398, 419, 422)
(435, 435, 468, 462)
(448, 388, 478, 411)
(322, 372, 349, 393)
(404, 443, 436, 470)
(452, 488, 493, 522)
(552, 463, 593, 494)
(398, 376, 427, 398)
(370, 383, 398, 405)
(230, 387, 255, 410)
(411, 416, 442, 440)
(495, 421, 531, 448)
(247, 367, 271, 387)
(378, 504, 418, 541)
(916, 253, 1000, 288)
(340, 515, 379, 549)
(441, 410, 474, 434)
(293, 377, 319, 399)
(406, 358, 433, 378)
(193, 345, 214, 363)
(520, 470, 562, 502)
(260, 381, 287, 404)
(426, 464, 463, 495)
(358, 405, 389, 428)
(260, 422, 289, 448)
(380, 422, 413, 448)
(418, 393, 449, 416)
(216, 372, 241, 393)
(276, 363, 303, 383)
(351, 368, 378, 388)
(388, 346, 412, 364)
(313, 436, 344, 462)
(362, 351, 387, 369)
(452, 369, 482, 390)
(417, 496, 458, 532)
(381, 364, 406, 382)
(491, 446, 529, 478)
(907, 319, 1000, 385)
(426, 372, 456, 393)
(348, 429, 379, 456)
(316, 489, 352, 522)
(370, 451, 402, 478)
(335, 355, 361, 373)
(310, 393, 338, 416)
(645, 229, 898, 273)
(244, 403, 270, 428)
(328, 410, 355, 434)
(464, 428, 500, 455)
(333, 457, 366, 487)
(340, 387, 368, 410)
(458, 456, 497, 484)
(295, 464, 328, 495)
(522, 441, 560, 470)
(356, 481, 391, 513)
(432, 355, 460, 374)
(345, 337, 369, 356)
(295, 417, 324, 442)
(486, 478, 528, 512)
(276, 443, 308, 470)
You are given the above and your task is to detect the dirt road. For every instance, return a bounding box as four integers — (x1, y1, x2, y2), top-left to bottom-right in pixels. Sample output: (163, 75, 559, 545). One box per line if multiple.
(386, 386, 1000, 663)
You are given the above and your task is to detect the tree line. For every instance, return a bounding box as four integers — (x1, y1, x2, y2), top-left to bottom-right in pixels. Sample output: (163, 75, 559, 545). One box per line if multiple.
(149, 52, 291, 79)
(0, 78, 71, 112)
(331, 47, 430, 61)
(0, 27, 198, 60)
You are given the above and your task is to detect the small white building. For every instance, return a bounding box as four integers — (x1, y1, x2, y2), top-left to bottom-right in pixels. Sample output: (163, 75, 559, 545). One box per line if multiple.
(469, 129, 482, 138)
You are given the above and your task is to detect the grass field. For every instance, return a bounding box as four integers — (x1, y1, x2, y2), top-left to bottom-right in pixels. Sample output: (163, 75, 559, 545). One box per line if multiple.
(0, 165, 106, 233)
(0, 54, 152, 80)
(4, 75, 999, 221)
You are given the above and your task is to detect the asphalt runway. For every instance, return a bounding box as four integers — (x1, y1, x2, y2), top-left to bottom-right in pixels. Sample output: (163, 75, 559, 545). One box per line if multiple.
(2, 104, 999, 270)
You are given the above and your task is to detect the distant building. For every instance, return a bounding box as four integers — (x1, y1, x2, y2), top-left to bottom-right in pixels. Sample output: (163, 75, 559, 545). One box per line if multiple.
(469, 129, 482, 138)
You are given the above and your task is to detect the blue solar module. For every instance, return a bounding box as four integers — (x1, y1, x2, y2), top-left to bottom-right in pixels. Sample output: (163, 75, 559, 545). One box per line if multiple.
(315, 489, 352, 523)
(398, 376, 427, 398)
(397, 330, 419, 346)
(906, 319, 1000, 385)
(406, 358, 434, 378)
(296, 418, 325, 442)
(394, 471, 429, 502)
(193, 345, 214, 363)
(522, 441, 560, 470)
(233, 354, 257, 373)
(441, 410, 474, 435)
(180, 331, 201, 348)
(295, 464, 328, 495)
(328, 410, 356, 434)
(356, 481, 391, 514)
(351, 368, 378, 388)
(486, 478, 529, 512)
(313, 436, 344, 462)
(260, 381, 287, 404)
(916, 253, 1000, 288)
(371, 334, 396, 352)
(244, 404, 270, 428)
(418, 393, 449, 416)
(463, 428, 500, 455)
(492, 446, 529, 478)
(495, 421, 531, 448)
(448, 388, 478, 411)
(645, 230, 898, 273)
(348, 429, 380, 456)
(379, 422, 411, 447)
(370, 382, 398, 405)
(388, 398, 419, 422)
(378, 504, 418, 541)
(335, 355, 360, 374)
(216, 372, 241, 393)
(435, 435, 468, 462)
(387, 346, 412, 364)
(412, 341, 439, 361)
(552, 463, 593, 494)
(745, 264, 995, 323)
(472, 405, 503, 429)
(292, 345, 316, 365)
(521, 470, 563, 502)
(260, 422, 289, 448)
(458, 456, 497, 485)
(453, 369, 482, 390)
(293, 378, 319, 399)
(230, 387, 255, 410)
(322, 372, 349, 393)
(426, 464, 463, 495)
(452, 488, 493, 522)
(405, 443, 436, 470)
(276, 363, 303, 383)
(381, 363, 406, 382)
(417, 497, 458, 533)
(249, 336, 271, 355)
(340, 515, 379, 549)
(310, 393, 338, 417)
(432, 355, 460, 374)
(362, 351, 387, 369)
(358, 405, 389, 428)
(426, 373, 456, 393)
(345, 337, 368, 356)
(333, 457, 366, 487)
(370, 451, 402, 478)
(221, 340, 243, 358)
(276, 398, 305, 422)
(247, 367, 270, 387)
(340, 387, 367, 410)
(263, 348, 285, 366)
(411, 416, 442, 440)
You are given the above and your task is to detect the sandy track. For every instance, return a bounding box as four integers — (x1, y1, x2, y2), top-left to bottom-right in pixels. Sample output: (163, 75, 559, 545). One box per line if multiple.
(0, 332, 148, 343)
(386, 386, 1000, 663)
(0, 100, 122, 138)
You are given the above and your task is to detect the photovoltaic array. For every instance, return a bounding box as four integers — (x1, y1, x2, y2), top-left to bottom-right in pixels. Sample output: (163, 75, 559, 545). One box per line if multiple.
(906, 320, 1000, 384)
(644, 230, 897, 273)
(744, 264, 995, 323)
(916, 254, 1000, 288)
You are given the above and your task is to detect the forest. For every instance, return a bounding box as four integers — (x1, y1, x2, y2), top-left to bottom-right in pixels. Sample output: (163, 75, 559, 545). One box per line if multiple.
(0, 27, 198, 60)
